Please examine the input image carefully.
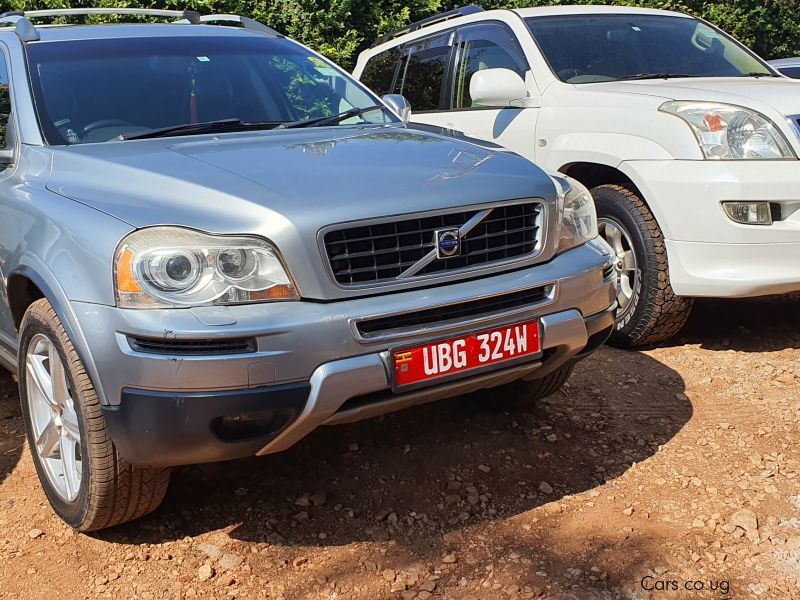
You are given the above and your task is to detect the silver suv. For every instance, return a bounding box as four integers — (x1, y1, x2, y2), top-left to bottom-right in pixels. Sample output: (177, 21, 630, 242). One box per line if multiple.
(0, 8, 616, 530)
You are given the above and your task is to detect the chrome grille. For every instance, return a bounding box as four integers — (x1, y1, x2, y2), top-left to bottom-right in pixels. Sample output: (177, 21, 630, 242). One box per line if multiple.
(324, 202, 542, 286)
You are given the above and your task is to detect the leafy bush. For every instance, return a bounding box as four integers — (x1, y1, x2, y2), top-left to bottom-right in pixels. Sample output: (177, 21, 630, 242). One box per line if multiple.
(5, 0, 800, 68)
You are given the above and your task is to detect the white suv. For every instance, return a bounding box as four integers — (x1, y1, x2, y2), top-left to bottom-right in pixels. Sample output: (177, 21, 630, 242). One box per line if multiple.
(355, 5, 800, 347)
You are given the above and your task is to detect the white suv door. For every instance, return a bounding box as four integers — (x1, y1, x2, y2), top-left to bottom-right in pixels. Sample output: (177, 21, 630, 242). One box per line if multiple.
(440, 22, 538, 160)
(366, 22, 539, 160)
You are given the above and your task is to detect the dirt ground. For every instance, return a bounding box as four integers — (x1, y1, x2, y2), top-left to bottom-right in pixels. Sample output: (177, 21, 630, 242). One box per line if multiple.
(0, 297, 798, 600)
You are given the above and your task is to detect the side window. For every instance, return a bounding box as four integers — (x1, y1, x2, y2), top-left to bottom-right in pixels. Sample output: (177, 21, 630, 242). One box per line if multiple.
(361, 47, 402, 96)
(0, 53, 10, 149)
(452, 23, 529, 109)
(780, 66, 800, 79)
(399, 32, 452, 112)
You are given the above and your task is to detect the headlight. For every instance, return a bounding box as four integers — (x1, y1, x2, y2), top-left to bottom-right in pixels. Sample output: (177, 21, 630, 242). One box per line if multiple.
(115, 227, 299, 308)
(660, 101, 795, 160)
(553, 175, 598, 252)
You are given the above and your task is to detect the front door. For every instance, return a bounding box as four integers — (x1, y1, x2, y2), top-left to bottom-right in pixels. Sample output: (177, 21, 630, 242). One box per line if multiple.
(411, 22, 539, 162)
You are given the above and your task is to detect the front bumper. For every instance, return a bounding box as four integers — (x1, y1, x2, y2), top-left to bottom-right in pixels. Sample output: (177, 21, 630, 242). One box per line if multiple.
(76, 240, 615, 467)
(623, 160, 800, 297)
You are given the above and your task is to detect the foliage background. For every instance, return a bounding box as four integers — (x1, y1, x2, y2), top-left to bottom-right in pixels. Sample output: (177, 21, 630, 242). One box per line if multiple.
(2, 0, 799, 69)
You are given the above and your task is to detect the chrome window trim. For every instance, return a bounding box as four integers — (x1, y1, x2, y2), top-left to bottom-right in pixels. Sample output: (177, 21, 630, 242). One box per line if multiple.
(317, 198, 548, 291)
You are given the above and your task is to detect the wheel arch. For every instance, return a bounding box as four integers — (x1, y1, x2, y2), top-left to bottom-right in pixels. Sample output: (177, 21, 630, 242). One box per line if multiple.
(559, 161, 673, 239)
(8, 261, 106, 404)
(8, 273, 45, 331)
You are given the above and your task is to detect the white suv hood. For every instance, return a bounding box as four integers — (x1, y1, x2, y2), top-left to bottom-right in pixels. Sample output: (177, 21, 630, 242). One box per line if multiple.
(589, 77, 800, 117)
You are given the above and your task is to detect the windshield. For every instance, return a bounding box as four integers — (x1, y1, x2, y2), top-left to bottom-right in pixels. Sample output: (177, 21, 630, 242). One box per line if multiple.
(26, 36, 394, 145)
(525, 14, 774, 84)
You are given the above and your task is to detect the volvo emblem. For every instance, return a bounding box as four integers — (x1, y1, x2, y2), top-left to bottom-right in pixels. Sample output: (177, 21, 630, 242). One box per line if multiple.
(435, 228, 461, 259)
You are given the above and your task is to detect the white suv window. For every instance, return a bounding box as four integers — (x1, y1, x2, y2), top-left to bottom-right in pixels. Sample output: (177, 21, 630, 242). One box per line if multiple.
(361, 46, 403, 96)
(452, 23, 528, 109)
(526, 14, 771, 83)
(398, 32, 452, 112)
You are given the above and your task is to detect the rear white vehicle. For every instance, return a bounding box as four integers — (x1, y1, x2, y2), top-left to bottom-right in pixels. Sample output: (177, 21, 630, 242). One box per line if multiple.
(355, 5, 800, 347)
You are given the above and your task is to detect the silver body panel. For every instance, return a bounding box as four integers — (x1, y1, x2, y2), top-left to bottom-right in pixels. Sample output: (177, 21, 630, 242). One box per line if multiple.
(70, 239, 614, 408)
(0, 23, 615, 460)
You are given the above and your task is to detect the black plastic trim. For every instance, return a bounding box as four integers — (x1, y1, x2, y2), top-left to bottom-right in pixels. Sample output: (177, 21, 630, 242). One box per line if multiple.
(576, 308, 616, 357)
(356, 285, 550, 337)
(127, 335, 257, 356)
(103, 382, 310, 467)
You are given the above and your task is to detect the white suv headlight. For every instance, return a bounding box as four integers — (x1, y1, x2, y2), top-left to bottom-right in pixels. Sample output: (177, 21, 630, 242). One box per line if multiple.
(552, 175, 598, 252)
(115, 227, 299, 308)
(660, 101, 795, 160)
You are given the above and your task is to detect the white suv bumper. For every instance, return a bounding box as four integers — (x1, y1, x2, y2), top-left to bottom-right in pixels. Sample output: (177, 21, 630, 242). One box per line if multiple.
(625, 160, 800, 297)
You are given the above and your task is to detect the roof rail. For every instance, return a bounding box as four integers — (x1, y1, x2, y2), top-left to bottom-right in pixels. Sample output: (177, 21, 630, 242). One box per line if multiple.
(0, 8, 281, 42)
(0, 13, 40, 41)
(371, 5, 484, 48)
(174, 13, 282, 37)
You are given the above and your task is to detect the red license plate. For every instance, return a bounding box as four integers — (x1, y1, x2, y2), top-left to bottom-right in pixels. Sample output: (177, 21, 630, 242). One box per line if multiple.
(392, 320, 541, 390)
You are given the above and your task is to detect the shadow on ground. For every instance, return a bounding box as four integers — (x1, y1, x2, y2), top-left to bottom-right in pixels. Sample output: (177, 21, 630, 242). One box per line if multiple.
(99, 346, 690, 559)
(674, 295, 800, 352)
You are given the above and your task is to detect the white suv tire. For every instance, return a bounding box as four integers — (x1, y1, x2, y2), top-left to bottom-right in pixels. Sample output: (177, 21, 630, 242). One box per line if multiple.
(592, 184, 693, 347)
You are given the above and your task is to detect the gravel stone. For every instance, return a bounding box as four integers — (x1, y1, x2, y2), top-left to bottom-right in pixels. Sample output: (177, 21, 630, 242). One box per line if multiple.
(731, 508, 759, 533)
(197, 564, 214, 582)
(218, 553, 244, 571)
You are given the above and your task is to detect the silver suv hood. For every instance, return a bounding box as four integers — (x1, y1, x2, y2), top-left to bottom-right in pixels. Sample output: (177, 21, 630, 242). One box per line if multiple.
(47, 125, 558, 300)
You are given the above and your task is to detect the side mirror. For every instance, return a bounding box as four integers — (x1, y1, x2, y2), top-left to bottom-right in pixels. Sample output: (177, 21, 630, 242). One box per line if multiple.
(382, 94, 412, 124)
(469, 68, 538, 108)
(0, 148, 13, 169)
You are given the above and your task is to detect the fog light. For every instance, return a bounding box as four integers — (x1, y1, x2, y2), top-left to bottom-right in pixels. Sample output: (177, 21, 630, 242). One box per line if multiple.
(722, 202, 773, 225)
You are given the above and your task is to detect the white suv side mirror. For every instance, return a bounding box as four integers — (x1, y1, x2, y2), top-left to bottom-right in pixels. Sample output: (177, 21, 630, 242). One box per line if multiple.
(470, 68, 537, 108)
(382, 94, 412, 123)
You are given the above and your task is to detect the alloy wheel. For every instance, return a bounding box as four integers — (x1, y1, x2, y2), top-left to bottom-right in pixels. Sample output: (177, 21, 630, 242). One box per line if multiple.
(25, 334, 83, 502)
(598, 217, 640, 318)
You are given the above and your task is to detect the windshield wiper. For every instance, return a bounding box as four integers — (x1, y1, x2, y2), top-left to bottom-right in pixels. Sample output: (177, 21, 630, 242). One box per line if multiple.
(121, 119, 283, 141)
(741, 72, 778, 78)
(618, 72, 695, 81)
(276, 105, 386, 130)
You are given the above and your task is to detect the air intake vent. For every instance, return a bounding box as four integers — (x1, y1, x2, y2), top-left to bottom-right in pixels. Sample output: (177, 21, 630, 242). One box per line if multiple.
(355, 285, 551, 338)
(128, 336, 257, 356)
(324, 202, 543, 287)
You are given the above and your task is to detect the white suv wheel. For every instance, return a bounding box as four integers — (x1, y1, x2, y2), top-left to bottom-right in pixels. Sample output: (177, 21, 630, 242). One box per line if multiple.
(598, 217, 640, 319)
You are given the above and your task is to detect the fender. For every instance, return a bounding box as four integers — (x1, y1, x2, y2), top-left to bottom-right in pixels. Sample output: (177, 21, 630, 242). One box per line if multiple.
(544, 132, 673, 171)
(10, 257, 109, 405)
(544, 133, 676, 238)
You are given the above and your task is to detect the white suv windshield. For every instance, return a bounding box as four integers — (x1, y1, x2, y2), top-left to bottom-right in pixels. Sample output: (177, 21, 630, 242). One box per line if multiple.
(26, 36, 393, 144)
(525, 14, 775, 83)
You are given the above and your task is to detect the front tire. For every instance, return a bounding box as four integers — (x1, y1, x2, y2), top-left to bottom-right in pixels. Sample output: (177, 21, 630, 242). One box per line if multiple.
(592, 184, 693, 347)
(470, 362, 575, 410)
(19, 299, 171, 531)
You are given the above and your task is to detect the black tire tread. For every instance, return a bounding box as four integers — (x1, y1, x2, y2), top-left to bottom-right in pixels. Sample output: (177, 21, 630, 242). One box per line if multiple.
(521, 362, 575, 402)
(21, 299, 170, 531)
(592, 184, 693, 347)
(473, 362, 576, 410)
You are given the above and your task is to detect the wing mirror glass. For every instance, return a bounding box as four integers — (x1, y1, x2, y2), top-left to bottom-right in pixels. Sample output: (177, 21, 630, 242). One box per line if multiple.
(382, 94, 412, 123)
(469, 68, 538, 108)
